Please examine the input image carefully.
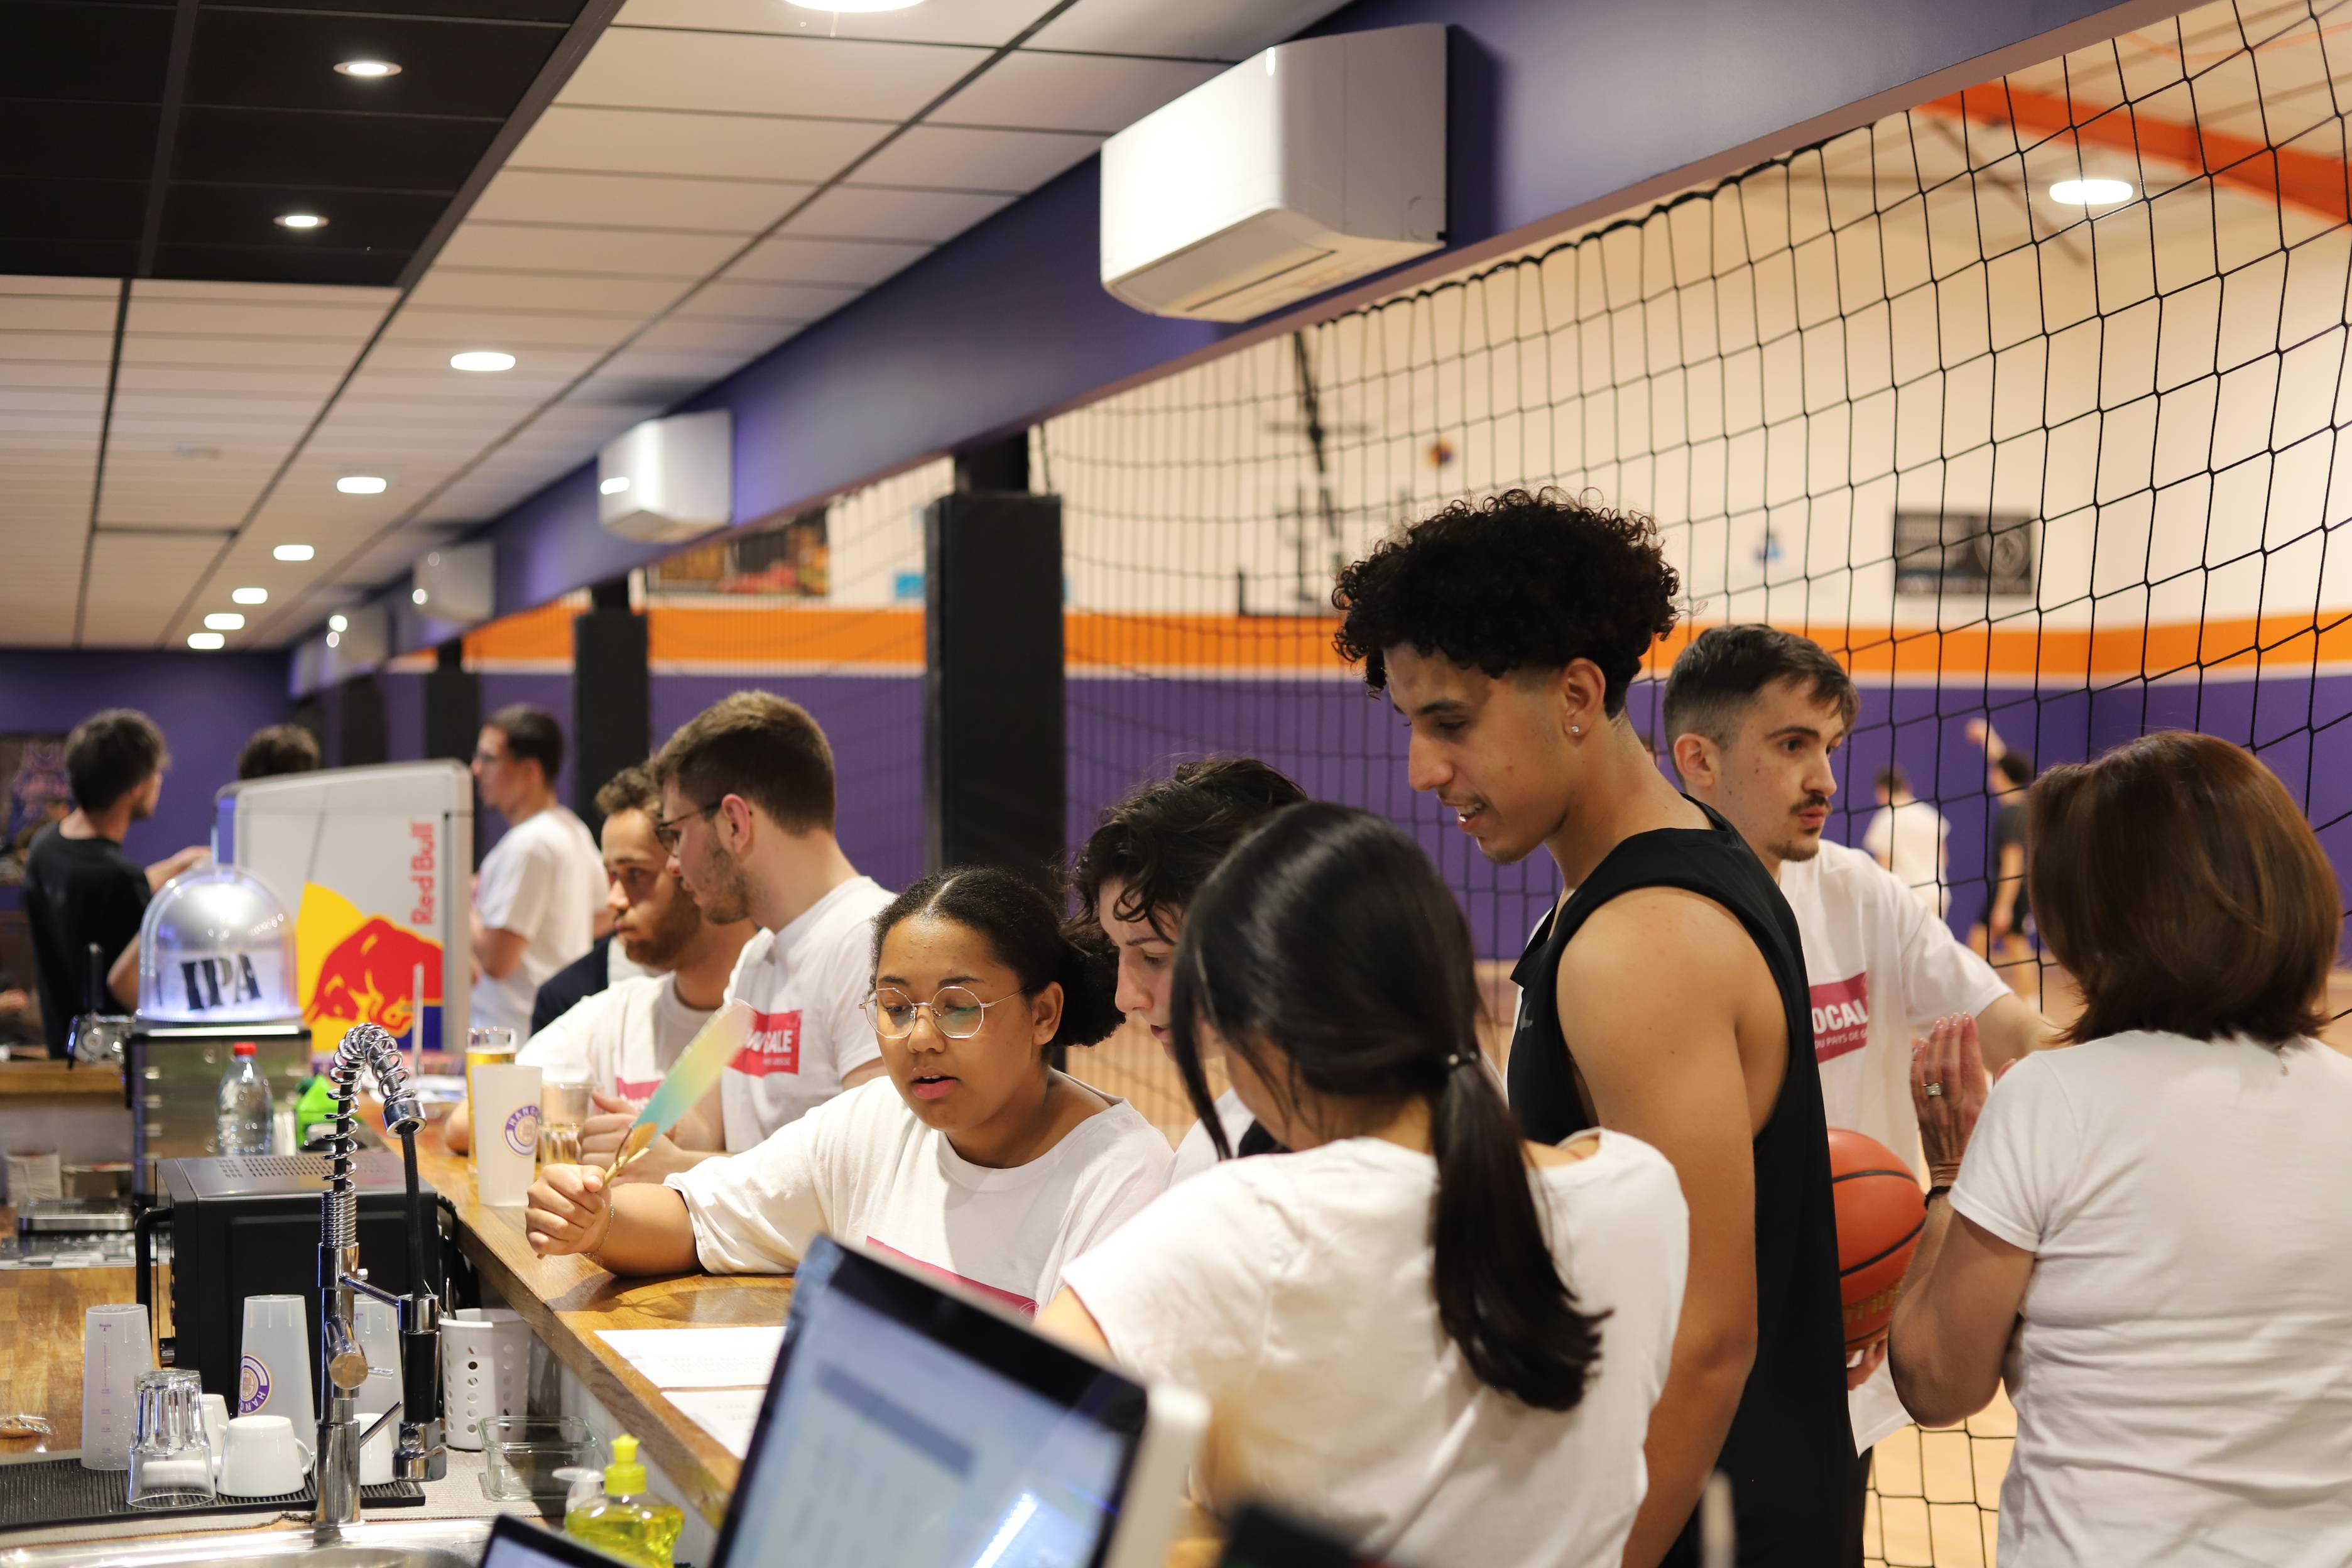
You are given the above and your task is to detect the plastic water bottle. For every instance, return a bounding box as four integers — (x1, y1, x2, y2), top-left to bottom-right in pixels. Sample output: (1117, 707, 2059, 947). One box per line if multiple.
(215, 1042, 271, 1157)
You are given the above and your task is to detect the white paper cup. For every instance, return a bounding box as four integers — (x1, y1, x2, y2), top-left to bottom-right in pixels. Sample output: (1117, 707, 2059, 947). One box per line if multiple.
(217, 1414, 313, 1497)
(472, 1063, 543, 1207)
(238, 1294, 315, 1427)
(79, 1302, 153, 1471)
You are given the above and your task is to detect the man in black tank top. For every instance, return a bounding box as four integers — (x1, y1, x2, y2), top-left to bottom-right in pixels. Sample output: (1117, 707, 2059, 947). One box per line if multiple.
(1333, 492, 1851, 1568)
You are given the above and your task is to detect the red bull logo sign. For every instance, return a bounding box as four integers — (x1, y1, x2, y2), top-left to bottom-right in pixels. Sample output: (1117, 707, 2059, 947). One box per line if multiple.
(298, 881, 445, 1055)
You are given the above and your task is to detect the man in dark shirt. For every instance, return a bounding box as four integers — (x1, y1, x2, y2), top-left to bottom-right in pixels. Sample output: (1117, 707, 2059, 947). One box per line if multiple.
(1964, 717, 2035, 976)
(23, 710, 205, 1053)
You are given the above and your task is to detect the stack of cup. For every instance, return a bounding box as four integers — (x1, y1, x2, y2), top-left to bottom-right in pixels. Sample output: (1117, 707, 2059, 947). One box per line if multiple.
(80, 1303, 153, 1471)
(128, 1368, 214, 1510)
(237, 1294, 316, 1430)
(472, 1062, 543, 1207)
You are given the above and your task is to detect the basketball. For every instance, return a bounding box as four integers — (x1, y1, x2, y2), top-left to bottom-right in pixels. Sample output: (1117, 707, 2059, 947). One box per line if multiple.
(1829, 1128, 1927, 1349)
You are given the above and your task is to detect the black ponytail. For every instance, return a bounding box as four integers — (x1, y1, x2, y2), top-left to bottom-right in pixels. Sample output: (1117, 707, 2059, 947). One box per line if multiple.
(1170, 804, 1607, 1411)
(872, 867, 1123, 1050)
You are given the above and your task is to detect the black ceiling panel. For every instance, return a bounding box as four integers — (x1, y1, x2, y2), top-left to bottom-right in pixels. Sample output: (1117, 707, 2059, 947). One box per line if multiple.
(0, 237, 139, 276)
(161, 182, 445, 250)
(153, 241, 406, 286)
(187, 11, 563, 119)
(215, 0, 587, 21)
(175, 106, 496, 190)
(1, 101, 161, 180)
(0, 3, 175, 102)
(0, 177, 146, 245)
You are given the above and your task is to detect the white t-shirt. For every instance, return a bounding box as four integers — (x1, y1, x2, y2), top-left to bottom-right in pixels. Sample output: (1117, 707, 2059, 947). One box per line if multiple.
(1861, 799, 1952, 914)
(717, 875, 894, 1148)
(666, 1075, 1171, 1314)
(471, 806, 604, 1033)
(1950, 1032, 2352, 1568)
(1062, 1131, 1688, 1568)
(1778, 838, 2008, 1451)
(520, 972, 712, 1107)
(1165, 1087, 1255, 1186)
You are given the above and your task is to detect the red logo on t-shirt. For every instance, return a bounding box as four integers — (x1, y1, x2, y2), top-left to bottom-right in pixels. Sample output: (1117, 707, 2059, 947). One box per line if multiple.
(1810, 973, 1871, 1063)
(730, 1010, 802, 1077)
(864, 1238, 1038, 1316)
(614, 1078, 662, 1102)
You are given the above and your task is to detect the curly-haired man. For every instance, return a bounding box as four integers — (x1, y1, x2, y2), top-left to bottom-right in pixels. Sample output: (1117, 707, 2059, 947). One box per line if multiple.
(1334, 490, 1850, 1568)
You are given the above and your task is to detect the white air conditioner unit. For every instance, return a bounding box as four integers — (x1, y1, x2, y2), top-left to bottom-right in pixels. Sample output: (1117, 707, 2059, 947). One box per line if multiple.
(1101, 24, 1445, 324)
(411, 542, 494, 626)
(599, 410, 732, 544)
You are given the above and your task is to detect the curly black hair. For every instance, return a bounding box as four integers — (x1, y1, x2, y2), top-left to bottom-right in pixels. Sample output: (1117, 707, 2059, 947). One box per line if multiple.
(1070, 757, 1309, 937)
(1332, 489, 1681, 714)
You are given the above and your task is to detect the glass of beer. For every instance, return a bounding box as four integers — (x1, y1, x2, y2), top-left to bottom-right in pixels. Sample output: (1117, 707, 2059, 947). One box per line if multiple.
(538, 1077, 591, 1168)
(465, 1026, 519, 1170)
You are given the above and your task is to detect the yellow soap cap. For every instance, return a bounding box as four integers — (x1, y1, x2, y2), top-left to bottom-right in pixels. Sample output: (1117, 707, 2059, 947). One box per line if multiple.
(605, 1434, 646, 1496)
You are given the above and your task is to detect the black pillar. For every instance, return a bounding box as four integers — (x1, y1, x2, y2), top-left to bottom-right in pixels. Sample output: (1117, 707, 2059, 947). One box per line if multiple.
(923, 487, 1064, 888)
(572, 578, 650, 837)
(423, 639, 479, 766)
(953, 430, 1029, 494)
(335, 675, 387, 768)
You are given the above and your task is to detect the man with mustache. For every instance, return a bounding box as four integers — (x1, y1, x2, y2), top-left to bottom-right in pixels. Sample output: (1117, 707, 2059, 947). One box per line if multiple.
(1660, 624, 2053, 1560)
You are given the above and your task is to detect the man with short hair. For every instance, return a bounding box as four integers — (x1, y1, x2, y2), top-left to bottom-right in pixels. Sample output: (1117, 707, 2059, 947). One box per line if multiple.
(651, 692, 892, 1157)
(1965, 718, 2036, 974)
(445, 765, 754, 1166)
(1861, 765, 1949, 915)
(1660, 624, 2054, 1557)
(469, 705, 604, 1033)
(23, 709, 207, 1051)
(235, 724, 320, 780)
(1334, 491, 1849, 1568)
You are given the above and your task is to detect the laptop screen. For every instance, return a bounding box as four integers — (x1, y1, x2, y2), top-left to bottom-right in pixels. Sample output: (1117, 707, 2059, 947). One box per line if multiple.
(714, 1236, 1150, 1568)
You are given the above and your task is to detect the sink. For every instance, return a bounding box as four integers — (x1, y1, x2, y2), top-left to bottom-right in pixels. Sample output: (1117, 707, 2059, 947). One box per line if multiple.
(0, 1520, 493, 1568)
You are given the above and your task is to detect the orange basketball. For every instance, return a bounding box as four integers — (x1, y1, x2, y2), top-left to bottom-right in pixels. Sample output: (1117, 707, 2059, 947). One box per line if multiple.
(1829, 1127, 1927, 1349)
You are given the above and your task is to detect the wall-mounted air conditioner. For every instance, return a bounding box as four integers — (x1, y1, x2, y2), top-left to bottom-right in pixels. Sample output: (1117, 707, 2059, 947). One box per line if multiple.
(411, 542, 494, 626)
(1101, 24, 1446, 324)
(599, 410, 732, 544)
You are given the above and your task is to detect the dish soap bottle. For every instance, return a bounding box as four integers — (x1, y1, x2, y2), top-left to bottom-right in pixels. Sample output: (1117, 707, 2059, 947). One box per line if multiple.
(565, 1435, 683, 1568)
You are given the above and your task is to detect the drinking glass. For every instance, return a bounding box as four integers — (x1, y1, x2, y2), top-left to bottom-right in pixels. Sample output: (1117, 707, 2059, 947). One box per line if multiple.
(128, 1368, 215, 1510)
(538, 1078, 591, 1167)
(465, 1027, 520, 1170)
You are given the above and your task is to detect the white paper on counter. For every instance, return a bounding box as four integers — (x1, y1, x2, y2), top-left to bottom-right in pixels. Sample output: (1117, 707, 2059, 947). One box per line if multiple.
(667, 1387, 768, 1459)
(597, 1326, 783, 1390)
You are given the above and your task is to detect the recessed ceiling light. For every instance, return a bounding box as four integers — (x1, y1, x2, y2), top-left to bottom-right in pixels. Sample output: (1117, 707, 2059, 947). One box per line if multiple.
(2048, 177, 2134, 206)
(601, 476, 631, 495)
(274, 543, 315, 562)
(205, 612, 246, 631)
(450, 351, 516, 373)
(329, 614, 349, 633)
(337, 475, 389, 494)
(334, 60, 400, 78)
(275, 213, 328, 231)
(411, 588, 429, 606)
(785, 0, 924, 9)
(232, 587, 268, 605)
(326, 631, 341, 649)
(187, 632, 226, 651)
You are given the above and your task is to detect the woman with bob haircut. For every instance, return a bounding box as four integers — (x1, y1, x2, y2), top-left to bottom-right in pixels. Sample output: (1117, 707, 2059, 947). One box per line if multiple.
(1889, 731, 2352, 1566)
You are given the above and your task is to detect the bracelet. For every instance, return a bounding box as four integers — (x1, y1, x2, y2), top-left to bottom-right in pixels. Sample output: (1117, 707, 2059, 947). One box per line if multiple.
(1927, 1184, 1952, 1203)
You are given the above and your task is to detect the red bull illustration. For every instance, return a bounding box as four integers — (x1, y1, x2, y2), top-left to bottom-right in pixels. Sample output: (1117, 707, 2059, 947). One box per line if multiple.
(298, 883, 446, 1054)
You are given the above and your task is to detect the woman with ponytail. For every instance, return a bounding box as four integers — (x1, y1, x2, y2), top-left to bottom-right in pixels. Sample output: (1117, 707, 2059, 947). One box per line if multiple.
(527, 866, 1170, 1313)
(1042, 805, 1689, 1567)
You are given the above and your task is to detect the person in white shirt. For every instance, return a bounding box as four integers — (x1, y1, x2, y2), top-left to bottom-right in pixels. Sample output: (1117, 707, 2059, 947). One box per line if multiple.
(1070, 758, 1307, 1183)
(444, 763, 754, 1159)
(633, 692, 893, 1172)
(1659, 624, 2054, 1556)
(469, 705, 606, 1033)
(1892, 731, 2352, 1567)
(1040, 805, 1687, 1568)
(523, 865, 1170, 1314)
(1860, 765, 1949, 916)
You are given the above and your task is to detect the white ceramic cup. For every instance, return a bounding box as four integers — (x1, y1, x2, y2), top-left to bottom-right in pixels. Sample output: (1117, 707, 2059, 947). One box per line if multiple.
(79, 1302, 153, 1472)
(217, 1413, 313, 1498)
(472, 1063, 543, 1207)
(200, 1394, 229, 1476)
(237, 1293, 315, 1426)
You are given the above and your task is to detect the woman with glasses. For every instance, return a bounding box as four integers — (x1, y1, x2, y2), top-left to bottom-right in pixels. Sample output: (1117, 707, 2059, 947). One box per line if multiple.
(523, 865, 1170, 1313)
(1040, 805, 1690, 1568)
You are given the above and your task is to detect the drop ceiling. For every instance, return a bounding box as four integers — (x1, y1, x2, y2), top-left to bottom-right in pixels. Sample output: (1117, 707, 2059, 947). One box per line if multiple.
(0, 0, 1354, 652)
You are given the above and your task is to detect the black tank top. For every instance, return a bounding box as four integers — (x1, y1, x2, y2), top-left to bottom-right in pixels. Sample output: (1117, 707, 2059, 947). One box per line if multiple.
(1508, 801, 1851, 1568)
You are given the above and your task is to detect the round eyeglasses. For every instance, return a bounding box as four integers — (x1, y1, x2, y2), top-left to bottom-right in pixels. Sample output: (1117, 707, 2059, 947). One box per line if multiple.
(862, 985, 1016, 1040)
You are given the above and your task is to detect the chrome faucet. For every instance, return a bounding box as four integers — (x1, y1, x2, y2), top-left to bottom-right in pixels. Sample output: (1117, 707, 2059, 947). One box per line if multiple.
(314, 1023, 446, 1532)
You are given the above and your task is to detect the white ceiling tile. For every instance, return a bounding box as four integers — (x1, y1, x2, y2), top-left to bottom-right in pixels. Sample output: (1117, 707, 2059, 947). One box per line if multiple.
(673, 276, 858, 318)
(0, 333, 115, 364)
(0, 275, 122, 297)
(0, 387, 102, 415)
(116, 336, 366, 369)
(381, 307, 644, 353)
(95, 501, 252, 530)
(405, 270, 695, 316)
(1027, 0, 1350, 59)
(587, 342, 760, 394)
(114, 365, 340, 398)
(785, 185, 1012, 242)
(559, 28, 984, 119)
(132, 280, 401, 310)
(934, 51, 1221, 133)
(852, 124, 1100, 192)
(0, 407, 101, 436)
(611, 0, 1048, 47)
(469, 169, 808, 233)
(0, 605, 82, 646)
(359, 340, 602, 381)
(628, 315, 803, 354)
(508, 105, 890, 183)
(0, 297, 119, 333)
(725, 233, 931, 287)
(434, 222, 748, 278)
(125, 298, 391, 341)
(0, 362, 110, 391)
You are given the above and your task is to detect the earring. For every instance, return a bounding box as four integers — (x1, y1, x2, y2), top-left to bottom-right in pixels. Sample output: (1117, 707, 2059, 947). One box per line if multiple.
(1571, 725, 1582, 736)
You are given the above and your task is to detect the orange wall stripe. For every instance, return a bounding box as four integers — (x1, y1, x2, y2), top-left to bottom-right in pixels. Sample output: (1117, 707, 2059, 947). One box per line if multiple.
(462, 598, 580, 664)
(646, 604, 926, 667)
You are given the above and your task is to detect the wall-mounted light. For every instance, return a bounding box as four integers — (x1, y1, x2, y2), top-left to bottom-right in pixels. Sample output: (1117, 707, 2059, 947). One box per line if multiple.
(450, 351, 516, 373)
(275, 543, 315, 561)
(232, 587, 268, 605)
(334, 60, 400, 78)
(188, 633, 226, 650)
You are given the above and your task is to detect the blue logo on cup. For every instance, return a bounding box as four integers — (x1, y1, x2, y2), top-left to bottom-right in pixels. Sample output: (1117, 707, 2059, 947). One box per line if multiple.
(503, 1104, 540, 1157)
(239, 1353, 270, 1415)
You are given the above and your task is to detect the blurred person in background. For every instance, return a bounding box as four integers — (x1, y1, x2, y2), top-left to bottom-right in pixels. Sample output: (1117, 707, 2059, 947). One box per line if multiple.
(235, 723, 320, 780)
(1964, 717, 2035, 972)
(1861, 765, 1949, 916)
(469, 704, 606, 1033)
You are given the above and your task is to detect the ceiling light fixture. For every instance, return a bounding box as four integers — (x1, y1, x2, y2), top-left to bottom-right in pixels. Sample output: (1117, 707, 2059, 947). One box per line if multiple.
(205, 612, 246, 631)
(232, 587, 268, 605)
(412, 588, 429, 606)
(334, 59, 401, 78)
(785, 0, 924, 10)
(329, 614, 349, 633)
(274, 543, 315, 562)
(449, 351, 516, 373)
(327, 631, 342, 648)
(275, 213, 328, 231)
(337, 475, 389, 494)
(601, 476, 631, 495)
(188, 632, 226, 650)
(2048, 177, 2134, 206)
